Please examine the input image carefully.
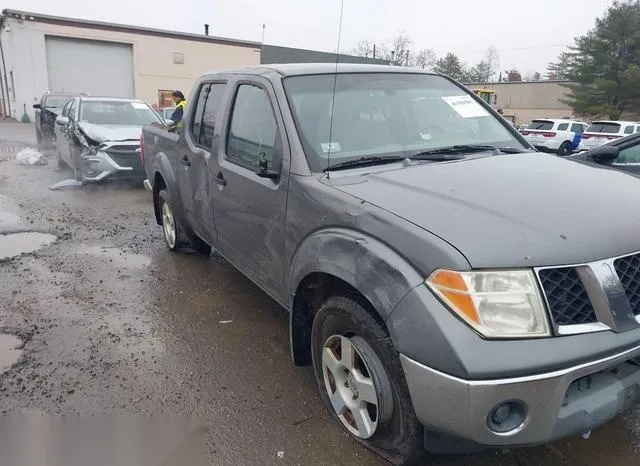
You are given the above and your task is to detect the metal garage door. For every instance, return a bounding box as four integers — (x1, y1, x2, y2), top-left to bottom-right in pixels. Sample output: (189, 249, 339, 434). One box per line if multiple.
(45, 36, 134, 97)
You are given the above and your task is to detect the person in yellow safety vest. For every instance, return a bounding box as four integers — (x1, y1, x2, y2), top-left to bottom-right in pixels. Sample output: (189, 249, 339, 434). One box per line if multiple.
(170, 90, 187, 129)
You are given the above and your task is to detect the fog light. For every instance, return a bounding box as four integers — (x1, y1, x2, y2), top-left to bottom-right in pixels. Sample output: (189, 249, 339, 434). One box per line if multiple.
(487, 400, 527, 434)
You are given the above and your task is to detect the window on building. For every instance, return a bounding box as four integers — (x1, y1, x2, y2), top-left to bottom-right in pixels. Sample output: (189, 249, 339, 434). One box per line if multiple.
(226, 85, 278, 170)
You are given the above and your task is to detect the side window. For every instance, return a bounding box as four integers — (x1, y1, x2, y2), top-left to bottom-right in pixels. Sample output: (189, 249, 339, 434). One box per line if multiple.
(189, 84, 210, 144)
(557, 123, 569, 131)
(226, 84, 277, 170)
(616, 143, 640, 164)
(571, 123, 584, 133)
(200, 83, 226, 149)
(624, 125, 634, 135)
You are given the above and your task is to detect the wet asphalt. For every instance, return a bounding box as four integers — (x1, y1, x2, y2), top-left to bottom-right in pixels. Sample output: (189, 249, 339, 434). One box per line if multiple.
(0, 120, 638, 465)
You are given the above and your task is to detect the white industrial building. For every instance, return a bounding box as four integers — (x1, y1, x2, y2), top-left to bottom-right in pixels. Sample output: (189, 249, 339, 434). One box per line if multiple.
(0, 9, 262, 121)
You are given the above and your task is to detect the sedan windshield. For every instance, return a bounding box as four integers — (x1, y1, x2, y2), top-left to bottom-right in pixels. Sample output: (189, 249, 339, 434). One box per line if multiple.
(79, 100, 163, 126)
(283, 72, 527, 171)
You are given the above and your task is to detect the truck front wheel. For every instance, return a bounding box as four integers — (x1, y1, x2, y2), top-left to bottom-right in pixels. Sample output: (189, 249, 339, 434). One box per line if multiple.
(311, 295, 425, 465)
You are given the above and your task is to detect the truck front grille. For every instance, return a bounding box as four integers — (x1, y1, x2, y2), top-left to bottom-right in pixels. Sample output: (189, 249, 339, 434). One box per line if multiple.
(614, 253, 640, 316)
(538, 267, 598, 326)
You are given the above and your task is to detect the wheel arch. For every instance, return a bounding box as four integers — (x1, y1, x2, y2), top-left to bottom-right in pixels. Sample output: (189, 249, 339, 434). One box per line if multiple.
(288, 228, 425, 366)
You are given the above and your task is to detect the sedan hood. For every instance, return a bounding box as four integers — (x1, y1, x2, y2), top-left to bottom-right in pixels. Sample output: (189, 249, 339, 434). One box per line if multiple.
(333, 153, 640, 268)
(78, 122, 143, 143)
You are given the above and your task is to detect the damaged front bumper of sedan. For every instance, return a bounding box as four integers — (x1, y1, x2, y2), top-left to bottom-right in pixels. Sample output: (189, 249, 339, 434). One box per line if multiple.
(79, 141, 144, 182)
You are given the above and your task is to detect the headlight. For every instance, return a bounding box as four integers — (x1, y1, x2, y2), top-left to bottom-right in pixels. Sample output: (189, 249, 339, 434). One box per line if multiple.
(426, 269, 550, 338)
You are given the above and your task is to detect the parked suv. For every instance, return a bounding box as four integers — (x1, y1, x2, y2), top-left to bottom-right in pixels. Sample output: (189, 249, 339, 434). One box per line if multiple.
(142, 64, 640, 464)
(578, 120, 640, 151)
(33, 91, 85, 145)
(521, 118, 588, 155)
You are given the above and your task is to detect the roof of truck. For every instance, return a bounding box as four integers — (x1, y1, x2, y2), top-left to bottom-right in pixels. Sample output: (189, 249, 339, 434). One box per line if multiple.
(206, 63, 437, 78)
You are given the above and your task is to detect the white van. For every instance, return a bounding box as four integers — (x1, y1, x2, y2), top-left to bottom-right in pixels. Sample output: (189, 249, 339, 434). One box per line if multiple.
(578, 120, 640, 151)
(521, 119, 588, 155)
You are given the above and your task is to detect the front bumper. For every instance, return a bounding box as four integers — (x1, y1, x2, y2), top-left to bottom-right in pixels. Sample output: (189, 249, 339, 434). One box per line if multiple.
(80, 142, 144, 182)
(401, 343, 640, 447)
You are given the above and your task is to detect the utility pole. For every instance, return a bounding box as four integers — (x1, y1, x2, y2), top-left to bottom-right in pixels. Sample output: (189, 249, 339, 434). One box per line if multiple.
(373, 44, 376, 59)
(260, 23, 266, 64)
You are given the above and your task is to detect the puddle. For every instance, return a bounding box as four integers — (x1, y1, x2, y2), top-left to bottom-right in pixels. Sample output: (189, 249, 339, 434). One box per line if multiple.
(0, 334, 23, 374)
(79, 245, 151, 269)
(0, 232, 57, 260)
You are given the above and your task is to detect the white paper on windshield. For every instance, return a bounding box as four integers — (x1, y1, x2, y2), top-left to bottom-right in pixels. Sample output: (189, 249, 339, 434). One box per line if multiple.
(442, 95, 489, 118)
(321, 142, 342, 153)
(131, 102, 148, 109)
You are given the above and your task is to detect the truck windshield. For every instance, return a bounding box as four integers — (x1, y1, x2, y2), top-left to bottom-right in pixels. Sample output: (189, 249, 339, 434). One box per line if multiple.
(283, 73, 526, 172)
(79, 100, 163, 126)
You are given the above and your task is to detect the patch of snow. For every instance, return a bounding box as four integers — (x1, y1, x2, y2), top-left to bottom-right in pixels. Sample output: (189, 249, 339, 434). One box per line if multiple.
(16, 148, 47, 165)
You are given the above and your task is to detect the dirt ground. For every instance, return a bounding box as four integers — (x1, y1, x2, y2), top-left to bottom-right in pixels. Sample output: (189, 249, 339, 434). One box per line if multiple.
(0, 120, 639, 465)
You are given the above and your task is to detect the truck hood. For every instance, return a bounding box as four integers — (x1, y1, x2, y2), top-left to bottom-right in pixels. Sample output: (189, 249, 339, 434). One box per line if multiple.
(78, 122, 143, 143)
(332, 153, 640, 268)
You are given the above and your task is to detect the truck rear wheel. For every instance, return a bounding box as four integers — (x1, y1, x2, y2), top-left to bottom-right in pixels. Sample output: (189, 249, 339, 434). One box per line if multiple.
(311, 295, 425, 465)
(158, 189, 211, 255)
(158, 189, 187, 251)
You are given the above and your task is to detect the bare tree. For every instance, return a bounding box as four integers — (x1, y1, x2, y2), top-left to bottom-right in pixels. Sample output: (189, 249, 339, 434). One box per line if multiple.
(413, 48, 437, 70)
(386, 32, 413, 65)
(353, 40, 375, 58)
(484, 45, 500, 82)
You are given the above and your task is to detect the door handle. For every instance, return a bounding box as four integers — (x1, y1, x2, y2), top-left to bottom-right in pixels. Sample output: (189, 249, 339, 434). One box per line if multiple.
(181, 155, 191, 167)
(214, 172, 227, 186)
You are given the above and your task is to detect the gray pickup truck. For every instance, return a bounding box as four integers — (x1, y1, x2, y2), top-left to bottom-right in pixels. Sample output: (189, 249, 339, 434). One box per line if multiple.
(141, 63, 640, 465)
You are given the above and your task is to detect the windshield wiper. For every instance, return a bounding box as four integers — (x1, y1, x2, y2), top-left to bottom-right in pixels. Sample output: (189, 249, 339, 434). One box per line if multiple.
(410, 144, 524, 160)
(324, 156, 405, 171)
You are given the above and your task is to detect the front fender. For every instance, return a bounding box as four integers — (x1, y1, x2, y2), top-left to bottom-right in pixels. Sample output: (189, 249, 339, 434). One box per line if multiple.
(288, 228, 425, 319)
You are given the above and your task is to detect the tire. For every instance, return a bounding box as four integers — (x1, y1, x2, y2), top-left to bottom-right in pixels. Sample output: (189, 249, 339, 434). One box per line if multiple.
(158, 189, 186, 251)
(311, 295, 426, 465)
(557, 141, 571, 156)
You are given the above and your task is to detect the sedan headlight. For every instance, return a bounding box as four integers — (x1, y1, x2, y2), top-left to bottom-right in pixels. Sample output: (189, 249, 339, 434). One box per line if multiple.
(426, 269, 550, 338)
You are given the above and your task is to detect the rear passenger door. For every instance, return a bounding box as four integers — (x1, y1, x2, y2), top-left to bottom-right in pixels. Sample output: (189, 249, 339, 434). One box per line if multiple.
(180, 81, 227, 242)
(210, 76, 291, 303)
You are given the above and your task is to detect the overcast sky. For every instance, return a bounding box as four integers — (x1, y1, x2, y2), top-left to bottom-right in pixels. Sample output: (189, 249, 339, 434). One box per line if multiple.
(13, 0, 616, 74)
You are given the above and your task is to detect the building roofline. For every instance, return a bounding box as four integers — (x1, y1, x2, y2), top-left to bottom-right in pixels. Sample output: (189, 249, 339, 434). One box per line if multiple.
(464, 80, 574, 85)
(0, 9, 262, 49)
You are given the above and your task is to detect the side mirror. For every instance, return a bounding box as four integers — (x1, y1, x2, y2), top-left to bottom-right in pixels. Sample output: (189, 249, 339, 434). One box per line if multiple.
(33, 103, 42, 109)
(256, 153, 279, 180)
(588, 145, 619, 164)
(56, 115, 69, 126)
